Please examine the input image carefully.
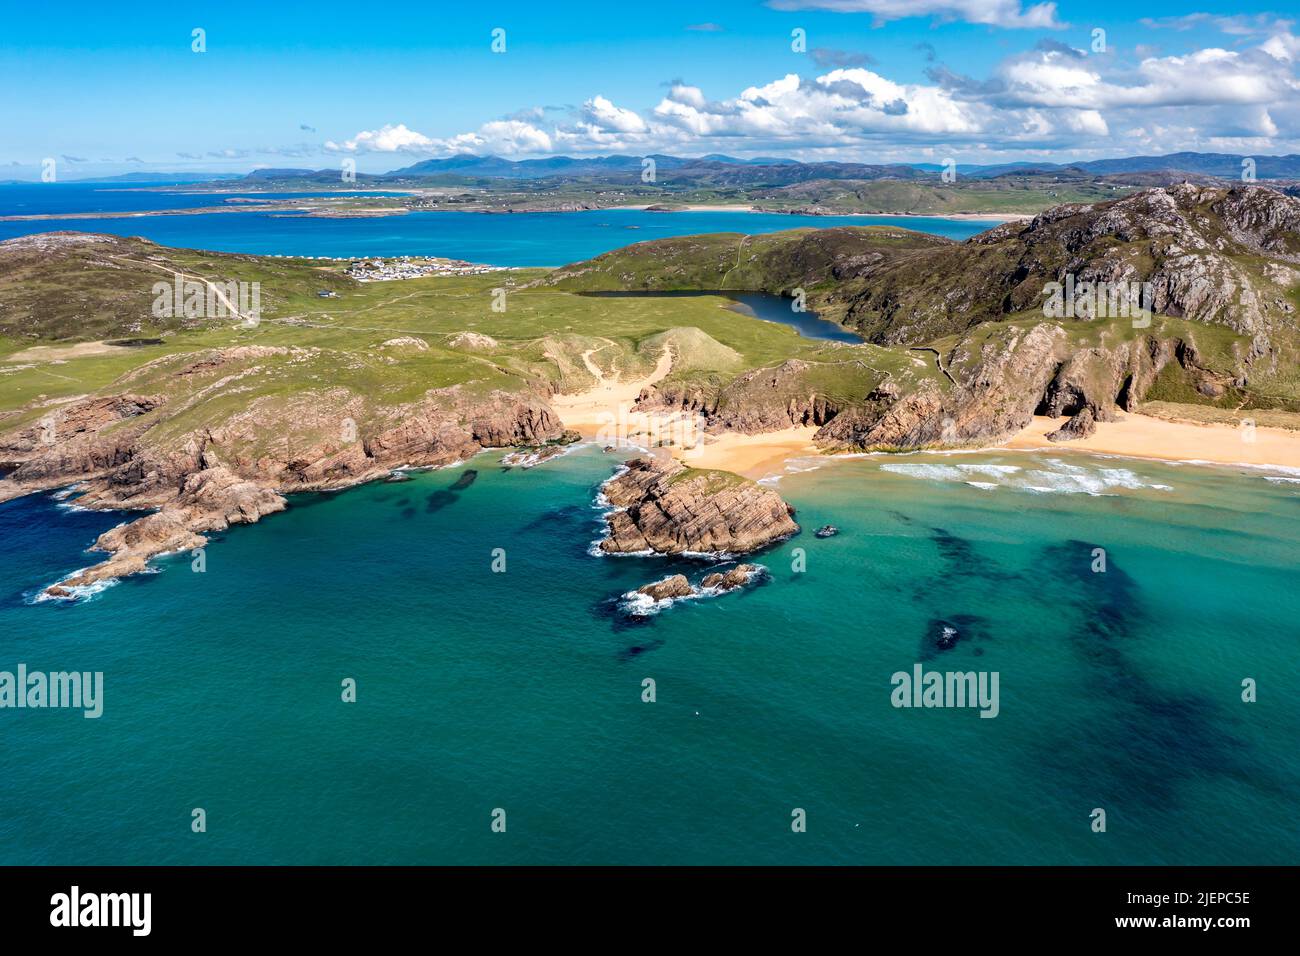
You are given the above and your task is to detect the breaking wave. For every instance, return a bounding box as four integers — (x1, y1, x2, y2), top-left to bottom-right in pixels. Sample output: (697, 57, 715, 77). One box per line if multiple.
(880, 458, 1172, 495)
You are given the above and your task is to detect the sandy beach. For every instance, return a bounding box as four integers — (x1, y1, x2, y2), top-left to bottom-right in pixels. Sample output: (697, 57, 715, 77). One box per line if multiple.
(555, 342, 1300, 479)
(550, 346, 819, 478)
(1007, 413, 1300, 470)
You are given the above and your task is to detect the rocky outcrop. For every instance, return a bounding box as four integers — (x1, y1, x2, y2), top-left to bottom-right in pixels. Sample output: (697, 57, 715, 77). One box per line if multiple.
(54, 466, 288, 593)
(636, 574, 694, 601)
(1047, 407, 1097, 442)
(700, 563, 762, 591)
(0, 351, 568, 596)
(599, 457, 798, 555)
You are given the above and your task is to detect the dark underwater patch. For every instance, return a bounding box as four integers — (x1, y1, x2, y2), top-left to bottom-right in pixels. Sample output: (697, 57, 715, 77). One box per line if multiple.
(1031, 539, 1256, 806)
(592, 592, 657, 639)
(521, 503, 588, 532)
(617, 637, 665, 662)
(930, 526, 978, 571)
(400, 507, 417, 520)
(425, 490, 458, 513)
(449, 469, 478, 491)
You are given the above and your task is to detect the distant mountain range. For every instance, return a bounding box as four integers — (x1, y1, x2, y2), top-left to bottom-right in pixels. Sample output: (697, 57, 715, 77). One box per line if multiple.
(9, 151, 1291, 187)
(241, 151, 1300, 184)
(63, 172, 245, 185)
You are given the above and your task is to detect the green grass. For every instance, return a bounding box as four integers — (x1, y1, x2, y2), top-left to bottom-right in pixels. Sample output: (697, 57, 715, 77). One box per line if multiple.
(0, 235, 911, 447)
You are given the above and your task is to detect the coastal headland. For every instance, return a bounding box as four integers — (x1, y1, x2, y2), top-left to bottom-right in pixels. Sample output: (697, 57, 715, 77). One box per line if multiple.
(3, 183, 1300, 595)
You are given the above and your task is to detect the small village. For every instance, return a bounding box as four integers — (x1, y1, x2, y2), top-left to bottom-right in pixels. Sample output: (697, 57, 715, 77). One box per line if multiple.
(344, 256, 504, 281)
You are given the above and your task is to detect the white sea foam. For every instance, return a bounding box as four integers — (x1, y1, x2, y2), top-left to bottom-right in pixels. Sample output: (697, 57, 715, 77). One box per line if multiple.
(759, 457, 829, 486)
(500, 442, 584, 469)
(617, 564, 766, 616)
(29, 575, 118, 605)
(618, 587, 707, 617)
(881, 459, 1172, 495)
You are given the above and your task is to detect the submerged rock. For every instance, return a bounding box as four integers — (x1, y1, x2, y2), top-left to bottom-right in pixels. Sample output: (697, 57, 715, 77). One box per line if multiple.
(598, 457, 799, 556)
(501, 445, 568, 468)
(814, 525, 840, 538)
(921, 614, 992, 660)
(448, 469, 478, 491)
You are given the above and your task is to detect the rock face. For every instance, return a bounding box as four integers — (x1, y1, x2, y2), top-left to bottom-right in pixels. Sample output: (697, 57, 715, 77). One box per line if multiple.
(1047, 407, 1098, 442)
(636, 574, 694, 601)
(836, 184, 1300, 347)
(599, 457, 799, 555)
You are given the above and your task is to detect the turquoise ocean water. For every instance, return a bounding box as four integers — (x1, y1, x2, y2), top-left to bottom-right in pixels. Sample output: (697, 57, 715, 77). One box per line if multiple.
(1, 191, 1296, 864)
(2, 446, 1297, 864)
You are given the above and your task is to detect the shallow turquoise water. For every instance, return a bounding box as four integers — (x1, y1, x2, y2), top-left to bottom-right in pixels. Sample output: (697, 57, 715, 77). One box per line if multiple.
(2, 446, 1297, 864)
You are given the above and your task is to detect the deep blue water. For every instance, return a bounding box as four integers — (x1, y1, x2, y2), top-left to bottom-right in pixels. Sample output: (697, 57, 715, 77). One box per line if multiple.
(0, 183, 402, 217)
(0, 184, 990, 267)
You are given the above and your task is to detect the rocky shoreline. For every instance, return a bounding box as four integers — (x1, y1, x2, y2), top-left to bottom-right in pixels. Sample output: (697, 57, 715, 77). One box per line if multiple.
(0, 356, 568, 596)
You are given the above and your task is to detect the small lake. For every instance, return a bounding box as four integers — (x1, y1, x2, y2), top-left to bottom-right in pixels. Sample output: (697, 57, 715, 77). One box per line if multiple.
(582, 290, 861, 343)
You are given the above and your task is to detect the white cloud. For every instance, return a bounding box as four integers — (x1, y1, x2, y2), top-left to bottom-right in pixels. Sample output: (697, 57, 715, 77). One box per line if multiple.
(325, 123, 436, 153)
(768, 0, 1064, 30)
(581, 95, 649, 133)
(1262, 31, 1300, 63)
(322, 32, 1300, 163)
(326, 120, 552, 156)
(994, 45, 1300, 110)
(443, 120, 554, 155)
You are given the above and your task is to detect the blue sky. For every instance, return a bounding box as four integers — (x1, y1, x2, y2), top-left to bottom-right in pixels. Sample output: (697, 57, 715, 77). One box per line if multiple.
(3, 0, 1298, 177)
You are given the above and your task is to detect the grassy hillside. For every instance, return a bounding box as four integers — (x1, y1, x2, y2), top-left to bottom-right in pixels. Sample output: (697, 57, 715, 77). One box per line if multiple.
(0, 232, 905, 438)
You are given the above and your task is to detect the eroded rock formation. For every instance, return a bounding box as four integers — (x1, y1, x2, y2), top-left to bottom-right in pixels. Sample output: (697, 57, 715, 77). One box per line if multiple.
(599, 457, 798, 555)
